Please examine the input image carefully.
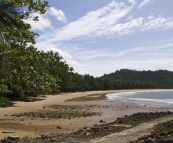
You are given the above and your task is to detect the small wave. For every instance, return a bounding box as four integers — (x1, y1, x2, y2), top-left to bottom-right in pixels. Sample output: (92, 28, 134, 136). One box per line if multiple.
(129, 97, 173, 103)
(106, 90, 173, 100)
(106, 91, 137, 100)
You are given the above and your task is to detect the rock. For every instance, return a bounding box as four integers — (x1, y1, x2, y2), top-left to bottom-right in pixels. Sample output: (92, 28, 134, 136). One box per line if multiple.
(43, 106, 46, 109)
(51, 137, 58, 141)
(163, 139, 173, 143)
(40, 115, 46, 118)
(160, 132, 167, 136)
(100, 120, 104, 123)
(16, 114, 20, 117)
(57, 126, 61, 129)
(86, 127, 91, 131)
(147, 137, 154, 141)
(86, 132, 91, 136)
(7, 135, 20, 140)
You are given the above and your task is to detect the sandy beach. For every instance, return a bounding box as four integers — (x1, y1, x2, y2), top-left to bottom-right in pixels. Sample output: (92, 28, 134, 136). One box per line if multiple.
(1, 90, 173, 143)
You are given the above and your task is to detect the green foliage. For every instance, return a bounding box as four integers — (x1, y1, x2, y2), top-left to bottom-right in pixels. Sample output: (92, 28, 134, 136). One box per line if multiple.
(0, 0, 58, 98)
(0, 96, 9, 105)
(0, 0, 48, 47)
(101, 69, 173, 89)
(0, 80, 11, 95)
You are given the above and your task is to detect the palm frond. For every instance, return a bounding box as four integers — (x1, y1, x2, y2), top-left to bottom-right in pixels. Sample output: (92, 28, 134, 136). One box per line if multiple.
(0, 1, 23, 28)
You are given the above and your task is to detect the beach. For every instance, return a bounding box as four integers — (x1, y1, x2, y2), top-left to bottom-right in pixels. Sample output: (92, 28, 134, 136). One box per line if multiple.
(1, 90, 173, 143)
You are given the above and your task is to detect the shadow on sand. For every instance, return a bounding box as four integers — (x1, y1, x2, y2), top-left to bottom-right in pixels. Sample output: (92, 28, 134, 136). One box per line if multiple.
(0, 96, 47, 108)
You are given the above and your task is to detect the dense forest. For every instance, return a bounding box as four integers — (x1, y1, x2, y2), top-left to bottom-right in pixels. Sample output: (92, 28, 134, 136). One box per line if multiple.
(101, 69, 173, 89)
(0, 1, 172, 105)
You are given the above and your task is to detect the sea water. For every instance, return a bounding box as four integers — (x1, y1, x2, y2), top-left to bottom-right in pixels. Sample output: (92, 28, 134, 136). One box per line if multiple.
(106, 90, 173, 108)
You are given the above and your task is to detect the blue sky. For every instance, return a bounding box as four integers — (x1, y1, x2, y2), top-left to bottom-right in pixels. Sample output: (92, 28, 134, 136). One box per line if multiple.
(26, 0, 173, 77)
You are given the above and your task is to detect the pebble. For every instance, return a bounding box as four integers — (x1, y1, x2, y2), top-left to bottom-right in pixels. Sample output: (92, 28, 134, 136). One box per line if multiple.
(51, 137, 58, 141)
(57, 126, 62, 129)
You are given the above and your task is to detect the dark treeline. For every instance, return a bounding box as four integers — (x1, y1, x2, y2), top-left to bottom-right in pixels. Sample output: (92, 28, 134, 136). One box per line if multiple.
(101, 69, 173, 89)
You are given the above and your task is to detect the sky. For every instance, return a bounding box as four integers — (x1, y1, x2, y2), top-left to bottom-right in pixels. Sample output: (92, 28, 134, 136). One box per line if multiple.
(26, 0, 173, 77)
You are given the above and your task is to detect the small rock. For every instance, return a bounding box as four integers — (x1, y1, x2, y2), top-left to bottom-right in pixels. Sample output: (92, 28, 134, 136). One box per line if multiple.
(51, 137, 58, 141)
(100, 120, 104, 123)
(57, 126, 61, 129)
(86, 132, 91, 136)
(163, 139, 173, 143)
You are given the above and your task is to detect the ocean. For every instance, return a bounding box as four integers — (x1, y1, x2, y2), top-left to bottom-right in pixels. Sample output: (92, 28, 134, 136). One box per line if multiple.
(106, 90, 173, 108)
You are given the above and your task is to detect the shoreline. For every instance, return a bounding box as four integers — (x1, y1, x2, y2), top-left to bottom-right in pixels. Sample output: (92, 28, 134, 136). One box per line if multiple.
(0, 89, 173, 142)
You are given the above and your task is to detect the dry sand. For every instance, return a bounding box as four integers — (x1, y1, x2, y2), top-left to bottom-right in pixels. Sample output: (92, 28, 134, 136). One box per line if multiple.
(0, 89, 173, 142)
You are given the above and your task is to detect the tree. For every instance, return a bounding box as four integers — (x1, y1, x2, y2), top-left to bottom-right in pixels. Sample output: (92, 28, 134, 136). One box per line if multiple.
(0, 0, 48, 47)
(0, 0, 58, 98)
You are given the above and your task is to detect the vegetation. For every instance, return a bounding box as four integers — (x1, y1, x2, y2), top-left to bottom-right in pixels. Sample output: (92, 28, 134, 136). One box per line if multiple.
(0, 1, 173, 105)
(0, 0, 55, 101)
(101, 69, 173, 89)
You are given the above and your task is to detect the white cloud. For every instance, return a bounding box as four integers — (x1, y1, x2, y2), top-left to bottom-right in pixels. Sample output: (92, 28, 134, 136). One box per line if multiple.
(24, 7, 67, 31)
(38, 1, 134, 43)
(107, 17, 144, 36)
(127, 0, 136, 4)
(113, 43, 173, 58)
(126, 15, 134, 21)
(48, 7, 67, 23)
(102, 15, 173, 37)
(141, 16, 171, 31)
(24, 13, 53, 31)
(138, 0, 153, 9)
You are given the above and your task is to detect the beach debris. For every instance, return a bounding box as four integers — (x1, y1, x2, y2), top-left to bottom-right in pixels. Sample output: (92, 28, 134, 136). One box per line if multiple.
(2, 131, 15, 133)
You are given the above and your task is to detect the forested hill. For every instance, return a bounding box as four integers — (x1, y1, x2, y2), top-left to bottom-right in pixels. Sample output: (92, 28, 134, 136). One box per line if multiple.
(101, 69, 173, 88)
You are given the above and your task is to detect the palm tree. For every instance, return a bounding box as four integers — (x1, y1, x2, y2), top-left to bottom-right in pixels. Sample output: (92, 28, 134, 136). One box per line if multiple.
(0, 0, 22, 27)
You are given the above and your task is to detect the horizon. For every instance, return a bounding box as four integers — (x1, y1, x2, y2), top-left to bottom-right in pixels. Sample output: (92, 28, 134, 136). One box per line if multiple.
(26, 0, 173, 77)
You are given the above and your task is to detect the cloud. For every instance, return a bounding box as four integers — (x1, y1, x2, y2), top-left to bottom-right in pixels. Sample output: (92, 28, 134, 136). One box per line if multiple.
(127, 0, 136, 4)
(38, 1, 134, 43)
(138, 0, 153, 9)
(37, 8, 173, 42)
(48, 7, 67, 23)
(126, 15, 134, 21)
(113, 43, 173, 58)
(104, 15, 173, 37)
(24, 13, 53, 31)
(24, 7, 67, 31)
